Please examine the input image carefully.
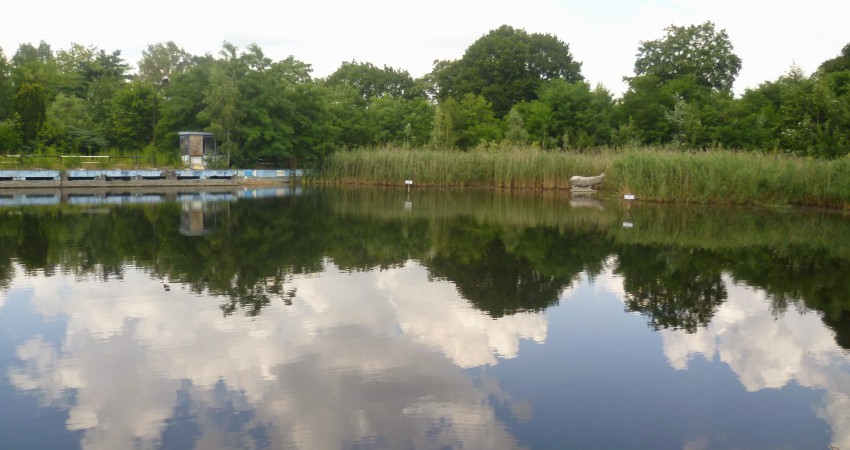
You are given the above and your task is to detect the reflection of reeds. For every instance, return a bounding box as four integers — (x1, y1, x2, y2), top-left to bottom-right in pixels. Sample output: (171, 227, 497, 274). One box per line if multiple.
(324, 186, 850, 261)
(613, 202, 850, 260)
(324, 186, 620, 230)
(319, 146, 850, 208)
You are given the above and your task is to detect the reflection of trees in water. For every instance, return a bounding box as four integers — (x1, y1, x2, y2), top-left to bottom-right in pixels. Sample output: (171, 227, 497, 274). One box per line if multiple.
(615, 245, 727, 334)
(426, 223, 613, 318)
(2, 192, 850, 351)
(428, 236, 566, 318)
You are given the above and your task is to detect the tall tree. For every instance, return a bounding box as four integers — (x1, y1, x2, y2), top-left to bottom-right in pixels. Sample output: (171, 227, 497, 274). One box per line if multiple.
(366, 96, 434, 146)
(137, 41, 194, 82)
(325, 61, 421, 100)
(155, 55, 215, 152)
(517, 80, 616, 149)
(630, 21, 741, 94)
(109, 80, 155, 150)
(432, 25, 583, 117)
(54, 43, 97, 98)
(0, 47, 13, 120)
(11, 41, 60, 98)
(622, 22, 741, 146)
(819, 42, 850, 74)
(13, 82, 47, 146)
(430, 93, 500, 149)
(198, 65, 242, 164)
(39, 93, 106, 154)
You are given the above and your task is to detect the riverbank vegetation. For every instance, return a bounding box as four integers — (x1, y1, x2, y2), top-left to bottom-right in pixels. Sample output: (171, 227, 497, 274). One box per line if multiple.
(1, 23, 850, 205)
(320, 146, 850, 207)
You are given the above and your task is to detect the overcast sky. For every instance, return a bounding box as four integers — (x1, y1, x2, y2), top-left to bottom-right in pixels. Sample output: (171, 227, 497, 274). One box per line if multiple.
(2, 0, 848, 96)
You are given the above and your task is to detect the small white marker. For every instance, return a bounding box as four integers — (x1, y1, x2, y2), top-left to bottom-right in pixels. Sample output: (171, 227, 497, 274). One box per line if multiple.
(624, 194, 635, 200)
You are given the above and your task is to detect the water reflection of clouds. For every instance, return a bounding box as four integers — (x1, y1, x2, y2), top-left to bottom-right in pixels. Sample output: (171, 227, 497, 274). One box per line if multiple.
(5, 261, 542, 449)
(596, 268, 850, 449)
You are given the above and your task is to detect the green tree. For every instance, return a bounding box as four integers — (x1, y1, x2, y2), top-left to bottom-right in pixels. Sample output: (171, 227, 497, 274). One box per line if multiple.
(324, 83, 371, 148)
(156, 55, 215, 153)
(13, 82, 47, 146)
(631, 21, 742, 94)
(504, 107, 528, 145)
(518, 80, 615, 149)
(432, 25, 583, 117)
(0, 47, 15, 120)
(325, 61, 421, 100)
(0, 120, 22, 153)
(198, 65, 242, 164)
(621, 22, 741, 147)
(11, 42, 61, 99)
(819, 42, 850, 74)
(323, 61, 430, 148)
(54, 43, 97, 98)
(431, 94, 500, 149)
(39, 93, 106, 153)
(367, 96, 434, 146)
(215, 43, 333, 166)
(109, 80, 155, 150)
(137, 41, 194, 82)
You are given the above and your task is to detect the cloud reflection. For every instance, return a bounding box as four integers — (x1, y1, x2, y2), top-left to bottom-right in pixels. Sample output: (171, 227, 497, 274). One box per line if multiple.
(5, 261, 542, 449)
(597, 268, 850, 449)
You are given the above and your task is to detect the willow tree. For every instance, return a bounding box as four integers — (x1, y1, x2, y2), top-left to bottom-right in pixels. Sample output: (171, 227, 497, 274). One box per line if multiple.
(13, 82, 47, 146)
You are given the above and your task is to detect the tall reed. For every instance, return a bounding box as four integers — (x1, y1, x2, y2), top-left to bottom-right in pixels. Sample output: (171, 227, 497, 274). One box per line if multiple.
(319, 146, 850, 208)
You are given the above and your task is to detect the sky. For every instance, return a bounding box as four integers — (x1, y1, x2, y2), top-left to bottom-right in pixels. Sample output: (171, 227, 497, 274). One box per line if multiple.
(2, 0, 848, 96)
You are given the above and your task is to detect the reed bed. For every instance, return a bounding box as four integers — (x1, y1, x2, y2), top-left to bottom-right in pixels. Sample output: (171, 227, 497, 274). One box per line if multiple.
(321, 146, 610, 190)
(319, 146, 850, 208)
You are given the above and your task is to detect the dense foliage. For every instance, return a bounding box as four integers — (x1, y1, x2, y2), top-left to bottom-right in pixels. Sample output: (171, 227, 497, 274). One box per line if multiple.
(0, 22, 849, 160)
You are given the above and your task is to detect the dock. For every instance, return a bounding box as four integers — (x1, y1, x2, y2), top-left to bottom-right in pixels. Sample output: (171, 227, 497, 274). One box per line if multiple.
(0, 169, 303, 188)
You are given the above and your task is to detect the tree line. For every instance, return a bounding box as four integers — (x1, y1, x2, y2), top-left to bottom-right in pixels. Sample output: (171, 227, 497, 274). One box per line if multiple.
(1, 22, 849, 166)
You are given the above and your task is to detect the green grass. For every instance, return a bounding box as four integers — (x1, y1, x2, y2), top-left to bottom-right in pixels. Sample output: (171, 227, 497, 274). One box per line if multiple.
(318, 145, 850, 208)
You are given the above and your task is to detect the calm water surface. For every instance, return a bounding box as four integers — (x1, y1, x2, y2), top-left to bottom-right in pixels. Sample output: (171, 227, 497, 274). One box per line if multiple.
(0, 187, 849, 450)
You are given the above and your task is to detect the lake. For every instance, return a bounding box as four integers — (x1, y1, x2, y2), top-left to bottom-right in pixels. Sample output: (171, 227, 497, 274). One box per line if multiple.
(0, 186, 849, 450)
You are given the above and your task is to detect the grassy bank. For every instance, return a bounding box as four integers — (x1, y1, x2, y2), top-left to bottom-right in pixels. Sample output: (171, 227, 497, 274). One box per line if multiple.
(318, 146, 850, 208)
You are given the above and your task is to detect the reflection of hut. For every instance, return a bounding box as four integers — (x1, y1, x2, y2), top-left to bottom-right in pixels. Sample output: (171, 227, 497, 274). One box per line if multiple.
(180, 200, 221, 236)
(179, 132, 217, 169)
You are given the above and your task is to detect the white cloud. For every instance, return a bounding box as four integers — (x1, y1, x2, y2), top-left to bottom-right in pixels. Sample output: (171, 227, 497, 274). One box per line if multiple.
(2, 0, 847, 96)
(6, 261, 541, 449)
(588, 264, 850, 448)
(659, 277, 850, 449)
